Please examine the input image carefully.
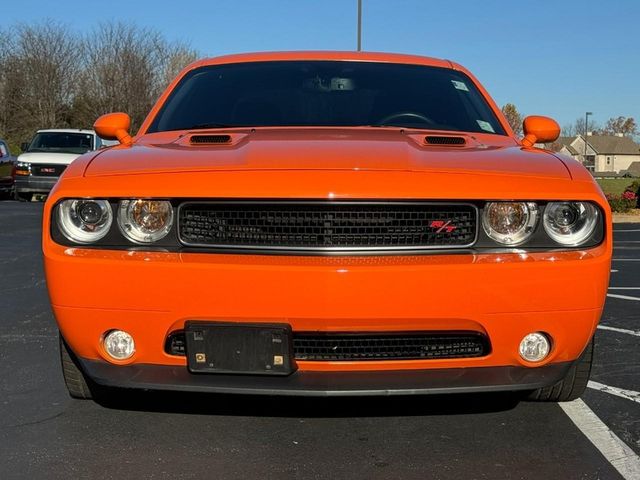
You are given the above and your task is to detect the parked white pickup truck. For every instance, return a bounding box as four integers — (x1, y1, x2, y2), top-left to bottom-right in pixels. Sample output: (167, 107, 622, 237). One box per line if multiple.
(14, 129, 116, 201)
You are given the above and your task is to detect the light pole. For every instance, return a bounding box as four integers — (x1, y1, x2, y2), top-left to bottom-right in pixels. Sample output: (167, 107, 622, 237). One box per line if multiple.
(357, 0, 362, 51)
(584, 111, 592, 166)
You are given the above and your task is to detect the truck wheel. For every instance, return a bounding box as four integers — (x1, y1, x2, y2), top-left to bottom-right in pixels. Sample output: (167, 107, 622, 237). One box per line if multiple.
(59, 334, 93, 399)
(527, 337, 594, 402)
(14, 191, 31, 202)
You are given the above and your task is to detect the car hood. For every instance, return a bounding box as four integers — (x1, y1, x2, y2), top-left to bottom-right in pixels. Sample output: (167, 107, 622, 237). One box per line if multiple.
(18, 152, 82, 165)
(84, 129, 570, 180)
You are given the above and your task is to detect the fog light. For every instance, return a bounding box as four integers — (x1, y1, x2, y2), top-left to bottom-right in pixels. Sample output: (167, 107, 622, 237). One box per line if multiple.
(519, 332, 550, 362)
(103, 330, 135, 360)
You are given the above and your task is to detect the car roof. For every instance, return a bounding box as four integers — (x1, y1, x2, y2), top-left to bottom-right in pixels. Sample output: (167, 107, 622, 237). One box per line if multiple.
(189, 51, 453, 69)
(36, 129, 96, 135)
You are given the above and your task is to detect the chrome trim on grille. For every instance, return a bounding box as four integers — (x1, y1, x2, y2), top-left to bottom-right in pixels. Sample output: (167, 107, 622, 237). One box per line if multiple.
(177, 201, 479, 252)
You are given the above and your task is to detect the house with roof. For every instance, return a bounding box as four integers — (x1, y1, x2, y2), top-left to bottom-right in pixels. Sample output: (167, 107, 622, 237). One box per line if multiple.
(553, 134, 640, 174)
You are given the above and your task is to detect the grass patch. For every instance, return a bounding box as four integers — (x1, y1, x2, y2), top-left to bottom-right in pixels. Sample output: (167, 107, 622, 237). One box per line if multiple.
(597, 178, 633, 195)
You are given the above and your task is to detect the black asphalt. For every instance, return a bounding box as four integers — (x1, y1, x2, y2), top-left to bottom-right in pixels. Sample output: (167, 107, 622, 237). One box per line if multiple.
(1, 202, 638, 479)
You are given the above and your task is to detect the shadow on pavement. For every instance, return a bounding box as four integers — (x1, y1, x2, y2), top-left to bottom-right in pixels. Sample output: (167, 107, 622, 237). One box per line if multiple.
(92, 386, 523, 417)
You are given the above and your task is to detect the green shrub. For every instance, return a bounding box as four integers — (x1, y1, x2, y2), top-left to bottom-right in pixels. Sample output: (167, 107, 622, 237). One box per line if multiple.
(625, 180, 640, 195)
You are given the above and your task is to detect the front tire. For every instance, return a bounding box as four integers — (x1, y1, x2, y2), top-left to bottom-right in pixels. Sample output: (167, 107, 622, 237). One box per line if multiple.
(527, 337, 594, 402)
(59, 334, 93, 399)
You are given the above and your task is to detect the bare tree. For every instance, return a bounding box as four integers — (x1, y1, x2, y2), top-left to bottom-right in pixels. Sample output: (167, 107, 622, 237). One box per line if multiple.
(159, 44, 198, 91)
(73, 22, 198, 133)
(0, 29, 10, 145)
(561, 124, 576, 137)
(501, 103, 523, 135)
(601, 116, 637, 137)
(569, 117, 601, 138)
(73, 22, 161, 131)
(0, 22, 80, 143)
(0, 21, 199, 148)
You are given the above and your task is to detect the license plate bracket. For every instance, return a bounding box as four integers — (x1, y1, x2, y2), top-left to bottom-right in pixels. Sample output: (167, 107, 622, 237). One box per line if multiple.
(185, 322, 295, 375)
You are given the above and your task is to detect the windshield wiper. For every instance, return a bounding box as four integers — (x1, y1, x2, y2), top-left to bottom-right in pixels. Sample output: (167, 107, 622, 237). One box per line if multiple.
(368, 123, 412, 128)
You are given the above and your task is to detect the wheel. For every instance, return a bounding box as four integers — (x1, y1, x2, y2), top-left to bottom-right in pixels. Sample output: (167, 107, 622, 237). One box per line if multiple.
(14, 190, 32, 202)
(59, 334, 93, 399)
(527, 337, 594, 402)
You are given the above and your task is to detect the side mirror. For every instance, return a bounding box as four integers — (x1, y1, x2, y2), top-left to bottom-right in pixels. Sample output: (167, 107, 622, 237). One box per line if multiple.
(21, 142, 30, 152)
(521, 116, 560, 147)
(94, 112, 133, 146)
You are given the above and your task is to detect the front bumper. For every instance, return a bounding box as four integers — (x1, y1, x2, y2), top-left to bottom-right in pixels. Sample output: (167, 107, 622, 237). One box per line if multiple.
(46, 240, 609, 373)
(79, 357, 573, 396)
(15, 175, 58, 193)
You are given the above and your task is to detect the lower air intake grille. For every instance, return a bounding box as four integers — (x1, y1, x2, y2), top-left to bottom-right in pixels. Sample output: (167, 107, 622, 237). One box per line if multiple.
(178, 201, 477, 252)
(165, 331, 490, 361)
(293, 332, 489, 361)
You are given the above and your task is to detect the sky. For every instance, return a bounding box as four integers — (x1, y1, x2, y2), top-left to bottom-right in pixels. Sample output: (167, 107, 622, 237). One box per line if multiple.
(3, 0, 639, 129)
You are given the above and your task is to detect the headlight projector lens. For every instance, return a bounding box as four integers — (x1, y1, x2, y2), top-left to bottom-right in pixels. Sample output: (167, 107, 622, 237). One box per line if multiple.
(543, 202, 598, 246)
(58, 199, 113, 243)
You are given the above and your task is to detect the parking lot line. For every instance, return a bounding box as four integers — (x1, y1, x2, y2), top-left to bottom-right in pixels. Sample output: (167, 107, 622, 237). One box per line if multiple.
(588, 381, 640, 404)
(607, 293, 640, 301)
(560, 399, 640, 480)
(608, 287, 640, 290)
(597, 325, 640, 337)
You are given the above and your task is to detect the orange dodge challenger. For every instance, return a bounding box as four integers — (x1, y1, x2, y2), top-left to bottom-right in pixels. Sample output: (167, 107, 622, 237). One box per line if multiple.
(43, 52, 611, 401)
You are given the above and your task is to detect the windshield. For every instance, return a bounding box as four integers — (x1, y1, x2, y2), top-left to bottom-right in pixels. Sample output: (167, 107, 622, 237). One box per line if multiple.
(148, 61, 506, 135)
(27, 132, 94, 155)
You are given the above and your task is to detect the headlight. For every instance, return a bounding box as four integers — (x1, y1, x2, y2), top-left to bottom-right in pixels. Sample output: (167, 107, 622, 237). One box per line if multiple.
(543, 202, 598, 246)
(15, 162, 30, 175)
(482, 202, 538, 246)
(118, 199, 173, 243)
(57, 199, 113, 243)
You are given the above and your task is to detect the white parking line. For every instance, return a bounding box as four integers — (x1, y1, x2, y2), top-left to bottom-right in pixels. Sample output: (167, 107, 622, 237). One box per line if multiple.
(559, 399, 640, 480)
(609, 287, 640, 290)
(611, 269, 619, 273)
(588, 381, 640, 404)
(613, 229, 640, 232)
(607, 293, 640, 301)
(597, 325, 640, 337)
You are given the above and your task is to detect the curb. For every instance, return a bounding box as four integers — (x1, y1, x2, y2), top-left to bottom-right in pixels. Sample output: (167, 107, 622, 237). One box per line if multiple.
(612, 212, 640, 223)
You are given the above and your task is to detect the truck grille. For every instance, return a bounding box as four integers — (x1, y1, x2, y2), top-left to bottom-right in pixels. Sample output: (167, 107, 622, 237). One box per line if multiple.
(178, 201, 477, 252)
(293, 332, 489, 361)
(31, 164, 66, 177)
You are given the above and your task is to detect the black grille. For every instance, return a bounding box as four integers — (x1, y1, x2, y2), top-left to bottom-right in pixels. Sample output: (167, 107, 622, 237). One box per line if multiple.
(294, 332, 489, 361)
(32, 164, 66, 176)
(166, 331, 489, 361)
(425, 136, 466, 145)
(190, 134, 232, 144)
(178, 202, 477, 251)
(166, 331, 186, 356)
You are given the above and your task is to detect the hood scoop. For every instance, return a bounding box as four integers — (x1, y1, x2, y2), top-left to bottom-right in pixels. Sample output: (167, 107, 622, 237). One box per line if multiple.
(190, 134, 232, 144)
(424, 135, 467, 146)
